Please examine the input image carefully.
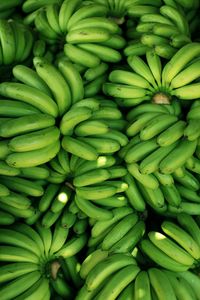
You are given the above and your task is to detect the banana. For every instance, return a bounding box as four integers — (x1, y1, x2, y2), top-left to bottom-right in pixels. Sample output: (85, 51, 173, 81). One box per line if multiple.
(136, 22, 155, 33)
(63, 256, 83, 288)
(80, 248, 109, 279)
(76, 182, 117, 199)
(152, 23, 179, 38)
(67, 27, 110, 44)
(162, 43, 200, 86)
(178, 271, 200, 300)
(33, 39, 46, 57)
(9, 126, 60, 152)
(62, 136, 98, 161)
(148, 268, 177, 300)
(0, 113, 55, 138)
(6, 140, 60, 168)
(123, 173, 146, 211)
(127, 162, 159, 189)
(58, 0, 81, 33)
(173, 169, 199, 191)
(148, 231, 194, 266)
(172, 82, 200, 100)
(58, 58, 84, 104)
(70, 16, 119, 33)
(61, 210, 76, 228)
(66, 4, 108, 31)
(78, 43, 122, 63)
(160, 184, 181, 206)
(140, 114, 178, 140)
(0, 245, 40, 263)
(141, 239, 189, 271)
(0, 191, 31, 210)
(100, 118, 127, 131)
(0, 271, 41, 300)
(19, 27, 34, 62)
(35, 222, 52, 258)
(109, 69, 151, 89)
(141, 33, 169, 48)
(0, 161, 20, 176)
(96, 264, 140, 300)
(154, 171, 174, 186)
(94, 195, 128, 207)
(134, 271, 151, 300)
(73, 218, 88, 234)
(60, 106, 92, 135)
(159, 139, 197, 174)
(0, 100, 40, 117)
(177, 213, 200, 248)
(127, 55, 157, 88)
(187, 104, 200, 120)
(0, 82, 58, 117)
(39, 183, 60, 212)
(177, 184, 200, 202)
(84, 62, 108, 81)
(49, 222, 69, 255)
(64, 44, 100, 68)
(0, 175, 43, 197)
(103, 82, 146, 100)
(101, 213, 138, 250)
(0, 202, 35, 218)
(186, 156, 200, 174)
(140, 12, 173, 25)
(73, 169, 110, 187)
(56, 233, 87, 258)
(74, 120, 109, 136)
(91, 206, 134, 237)
(86, 253, 136, 291)
(91, 106, 122, 120)
(0, 211, 15, 225)
(0, 228, 43, 257)
(110, 220, 146, 253)
(50, 185, 72, 213)
(13, 64, 52, 97)
(108, 166, 127, 178)
(0, 181, 10, 196)
(84, 74, 107, 98)
(128, 5, 159, 17)
(41, 210, 62, 228)
(125, 137, 159, 163)
(75, 194, 113, 220)
(0, 19, 16, 65)
(164, 271, 197, 300)
(124, 41, 149, 57)
(94, 129, 128, 147)
(46, 3, 61, 35)
(79, 137, 121, 154)
(161, 220, 200, 260)
(126, 112, 164, 136)
(33, 57, 71, 116)
(0, 262, 39, 284)
(146, 49, 162, 86)
(50, 274, 73, 298)
(184, 119, 200, 141)
(34, 9, 58, 41)
(157, 120, 186, 146)
(57, 148, 71, 174)
(137, 182, 166, 211)
(154, 43, 176, 59)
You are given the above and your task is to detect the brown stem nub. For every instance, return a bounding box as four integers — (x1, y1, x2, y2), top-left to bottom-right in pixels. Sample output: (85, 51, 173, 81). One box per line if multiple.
(51, 260, 61, 280)
(152, 92, 171, 104)
(65, 181, 75, 191)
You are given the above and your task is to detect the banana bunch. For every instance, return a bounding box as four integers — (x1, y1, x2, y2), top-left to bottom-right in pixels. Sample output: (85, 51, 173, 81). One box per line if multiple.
(141, 213, 200, 272)
(0, 219, 88, 299)
(76, 252, 140, 299)
(0, 19, 34, 66)
(60, 97, 127, 160)
(88, 207, 146, 253)
(0, 0, 23, 19)
(105, 43, 200, 108)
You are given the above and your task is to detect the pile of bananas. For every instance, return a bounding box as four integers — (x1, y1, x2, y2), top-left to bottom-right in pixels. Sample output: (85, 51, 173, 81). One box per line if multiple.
(0, 0, 200, 299)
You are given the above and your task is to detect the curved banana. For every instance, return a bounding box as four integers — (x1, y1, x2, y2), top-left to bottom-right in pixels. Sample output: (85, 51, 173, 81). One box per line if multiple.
(0, 82, 58, 117)
(58, 58, 84, 104)
(33, 57, 71, 116)
(6, 140, 60, 168)
(134, 271, 151, 300)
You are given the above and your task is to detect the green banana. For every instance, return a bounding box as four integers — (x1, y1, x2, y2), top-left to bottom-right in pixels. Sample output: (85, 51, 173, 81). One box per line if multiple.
(157, 120, 186, 146)
(134, 271, 151, 300)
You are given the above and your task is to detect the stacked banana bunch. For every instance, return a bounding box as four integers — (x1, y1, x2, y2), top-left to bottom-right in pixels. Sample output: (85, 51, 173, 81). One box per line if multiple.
(0, 218, 88, 299)
(124, 0, 199, 59)
(0, 0, 200, 299)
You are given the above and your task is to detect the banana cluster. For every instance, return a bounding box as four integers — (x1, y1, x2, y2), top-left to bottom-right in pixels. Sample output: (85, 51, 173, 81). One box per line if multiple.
(0, 19, 34, 66)
(0, 220, 87, 299)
